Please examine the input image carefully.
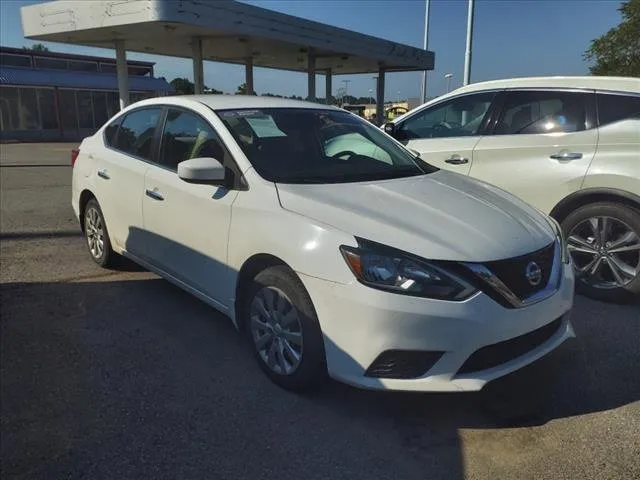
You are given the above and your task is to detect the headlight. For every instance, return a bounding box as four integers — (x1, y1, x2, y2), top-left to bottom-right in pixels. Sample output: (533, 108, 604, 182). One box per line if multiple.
(547, 216, 570, 264)
(340, 240, 477, 300)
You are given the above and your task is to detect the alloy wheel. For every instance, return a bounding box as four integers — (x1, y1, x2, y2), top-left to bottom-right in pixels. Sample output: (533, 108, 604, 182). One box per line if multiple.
(567, 216, 640, 290)
(85, 206, 105, 259)
(249, 286, 304, 375)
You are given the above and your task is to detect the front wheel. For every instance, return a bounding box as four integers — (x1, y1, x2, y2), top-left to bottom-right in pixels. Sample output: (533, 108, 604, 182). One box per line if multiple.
(83, 198, 115, 268)
(562, 202, 640, 303)
(243, 266, 326, 391)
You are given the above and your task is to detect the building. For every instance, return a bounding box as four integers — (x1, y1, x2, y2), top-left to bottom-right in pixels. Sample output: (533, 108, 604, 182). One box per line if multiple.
(0, 46, 172, 141)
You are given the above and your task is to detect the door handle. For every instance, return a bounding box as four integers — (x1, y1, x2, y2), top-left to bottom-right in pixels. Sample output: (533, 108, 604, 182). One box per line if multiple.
(145, 189, 164, 201)
(445, 154, 469, 165)
(550, 151, 582, 161)
(97, 169, 110, 180)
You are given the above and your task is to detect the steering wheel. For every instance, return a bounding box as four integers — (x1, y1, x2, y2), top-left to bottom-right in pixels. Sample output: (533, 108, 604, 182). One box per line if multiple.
(331, 150, 357, 160)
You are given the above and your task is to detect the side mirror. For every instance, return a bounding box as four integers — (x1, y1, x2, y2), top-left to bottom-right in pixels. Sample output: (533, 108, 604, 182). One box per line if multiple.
(383, 122, 396, 136)
(178, 157, 226, 185)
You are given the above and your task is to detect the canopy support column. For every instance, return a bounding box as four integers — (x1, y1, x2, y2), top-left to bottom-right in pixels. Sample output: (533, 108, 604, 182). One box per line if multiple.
(192, 37, 204, 94)
(115, 40, 129, 110)
(245, 57, 254, 95)
(307, 47, 316, 102)
(376, 68, 385, 125)
(325, 68, 332, 105)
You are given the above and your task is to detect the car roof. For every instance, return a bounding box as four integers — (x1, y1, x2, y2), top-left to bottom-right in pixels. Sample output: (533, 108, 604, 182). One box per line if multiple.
(134, 94, 341, 111)
(452, 76, 640, 95)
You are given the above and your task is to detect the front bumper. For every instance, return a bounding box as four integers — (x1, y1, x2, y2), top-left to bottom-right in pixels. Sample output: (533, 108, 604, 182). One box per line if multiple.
(299, 262, 574, 392)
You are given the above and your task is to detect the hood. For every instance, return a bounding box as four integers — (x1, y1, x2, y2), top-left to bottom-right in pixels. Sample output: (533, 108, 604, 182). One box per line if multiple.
(276, 170, 555, 262)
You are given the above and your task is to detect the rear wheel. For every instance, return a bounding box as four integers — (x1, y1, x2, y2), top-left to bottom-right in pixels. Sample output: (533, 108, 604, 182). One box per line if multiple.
(243, 265, 326, 391)
(83, 198, 115, 268)
(562, 202, 640, 303)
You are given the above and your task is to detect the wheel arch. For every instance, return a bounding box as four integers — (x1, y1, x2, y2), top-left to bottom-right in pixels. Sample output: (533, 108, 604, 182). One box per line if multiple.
(78, 189, 97, 232)
(550, 188, 640, 223)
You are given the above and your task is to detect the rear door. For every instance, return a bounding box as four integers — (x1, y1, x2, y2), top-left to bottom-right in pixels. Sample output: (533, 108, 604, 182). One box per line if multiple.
(141, 107, 239, 307)
(394, 91, 498, 175)
(91, 107, 161, 254)
(470, 89, 597, 213)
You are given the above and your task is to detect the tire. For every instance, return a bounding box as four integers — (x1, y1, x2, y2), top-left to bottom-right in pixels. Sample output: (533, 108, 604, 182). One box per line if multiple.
(242, 265, 326, 391)
(83, 198, 115, 268)
(561, 202, 640, 303)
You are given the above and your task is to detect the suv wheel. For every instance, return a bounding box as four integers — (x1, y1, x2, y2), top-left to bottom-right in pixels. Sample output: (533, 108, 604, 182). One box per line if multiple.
(83, 198, 115, 268)
(243, 265, 326, 391)
(562, 202, 640, 303)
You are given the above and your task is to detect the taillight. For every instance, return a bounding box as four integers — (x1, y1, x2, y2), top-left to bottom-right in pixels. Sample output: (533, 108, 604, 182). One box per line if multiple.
(71, 148, 80, 167)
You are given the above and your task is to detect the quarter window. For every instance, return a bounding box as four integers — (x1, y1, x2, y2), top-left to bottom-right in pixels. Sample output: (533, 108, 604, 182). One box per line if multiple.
(158, 109, 226, 171)
(495, 91, 589, 135)
(398, 92, 495, 140)
(112, 108, 161, 160)
(597, 93, 640, 126)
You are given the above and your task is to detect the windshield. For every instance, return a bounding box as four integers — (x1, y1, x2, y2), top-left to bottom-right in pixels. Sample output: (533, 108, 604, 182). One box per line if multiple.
(217, 108, 435, 184)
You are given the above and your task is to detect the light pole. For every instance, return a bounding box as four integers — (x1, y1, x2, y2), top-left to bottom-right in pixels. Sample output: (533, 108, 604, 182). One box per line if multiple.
(463, 0, 475, 86)
(397, 91, 401, 103)
(420, 0, 431, 103)
(444, 73, 453, 93)
(341, 79, 351, 105)
(368, 89, 373, 105)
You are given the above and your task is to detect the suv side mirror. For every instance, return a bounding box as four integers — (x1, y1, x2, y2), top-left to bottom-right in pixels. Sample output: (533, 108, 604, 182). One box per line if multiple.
(383, 122, 396, 136)
(178, 157, 226, 185)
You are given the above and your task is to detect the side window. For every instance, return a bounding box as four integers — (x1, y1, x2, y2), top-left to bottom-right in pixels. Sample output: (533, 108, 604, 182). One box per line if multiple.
(495, 91, 588, 135)
(597, 93, 640, 126)
(158, 109, 226, 171)
(398, 92, 495, 139)
(104, 118, 120, 147)
(113, 108, 161, 160)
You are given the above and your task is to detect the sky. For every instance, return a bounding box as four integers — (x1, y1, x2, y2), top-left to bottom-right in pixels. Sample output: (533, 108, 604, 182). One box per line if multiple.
(0, 0, 624, 100)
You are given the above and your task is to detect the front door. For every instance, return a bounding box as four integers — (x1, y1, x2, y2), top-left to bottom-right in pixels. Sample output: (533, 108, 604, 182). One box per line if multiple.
(142, 107, 239, 307)
(470, 90, 597, 213)
(395, 91, 498, 175)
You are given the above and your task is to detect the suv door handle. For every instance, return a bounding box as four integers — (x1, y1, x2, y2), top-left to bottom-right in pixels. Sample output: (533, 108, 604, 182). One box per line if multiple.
(550, 151, 582, 161)
(97, 169, 110, 180)
(145, 189, 164, 201)
(445, 154, 469, 165)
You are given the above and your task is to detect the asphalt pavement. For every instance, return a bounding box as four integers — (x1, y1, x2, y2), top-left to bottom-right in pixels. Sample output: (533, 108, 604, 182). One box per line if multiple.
(1, 143, 638, 480)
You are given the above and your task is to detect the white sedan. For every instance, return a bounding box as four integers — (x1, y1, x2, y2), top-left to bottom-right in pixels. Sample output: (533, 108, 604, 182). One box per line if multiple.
(71, 95, 575, 392)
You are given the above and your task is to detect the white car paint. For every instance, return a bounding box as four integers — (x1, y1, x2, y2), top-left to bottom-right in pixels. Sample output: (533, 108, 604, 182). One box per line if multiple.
(72, 95, 574, 392)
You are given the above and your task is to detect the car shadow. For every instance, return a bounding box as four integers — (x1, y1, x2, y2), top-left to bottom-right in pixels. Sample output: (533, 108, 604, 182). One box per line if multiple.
(1, 227, 638, 479)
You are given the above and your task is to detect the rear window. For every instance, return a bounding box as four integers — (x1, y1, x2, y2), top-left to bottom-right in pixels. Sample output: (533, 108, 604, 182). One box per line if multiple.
(495, 91, 589, 135)
(597, 93, 640, 126)
(111, 108, 161, 160)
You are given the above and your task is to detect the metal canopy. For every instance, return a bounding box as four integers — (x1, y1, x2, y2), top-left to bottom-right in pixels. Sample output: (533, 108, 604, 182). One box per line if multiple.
(20, 0, 435, 75)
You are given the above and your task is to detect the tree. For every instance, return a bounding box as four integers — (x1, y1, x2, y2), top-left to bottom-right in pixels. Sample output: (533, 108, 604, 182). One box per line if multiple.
(170, 77, 195, 95)
(236, 83, 256, 95)
(169, 77, 222, 95)
(23, 43, 49, 52)
(584, 0, 640, 76)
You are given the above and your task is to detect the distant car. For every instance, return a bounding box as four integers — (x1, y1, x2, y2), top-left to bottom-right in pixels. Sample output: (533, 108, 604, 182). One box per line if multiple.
(384, 76, 640, 303)
(72, 95, 574, 392)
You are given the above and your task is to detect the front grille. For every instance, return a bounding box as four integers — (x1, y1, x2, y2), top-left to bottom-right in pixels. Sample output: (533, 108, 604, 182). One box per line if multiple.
(365, 350, 444, 379)
(457, 317, 563, 374)
(484, 242, 555, 300)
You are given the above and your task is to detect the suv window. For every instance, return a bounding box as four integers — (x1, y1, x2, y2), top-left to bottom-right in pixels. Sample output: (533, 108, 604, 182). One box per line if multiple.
(495, 91, 588, 135)
(398, 92, 496, 140)
(158, 108, 227, 171)
(113, 108, 161, 160)
(597, 93, 640, 126)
